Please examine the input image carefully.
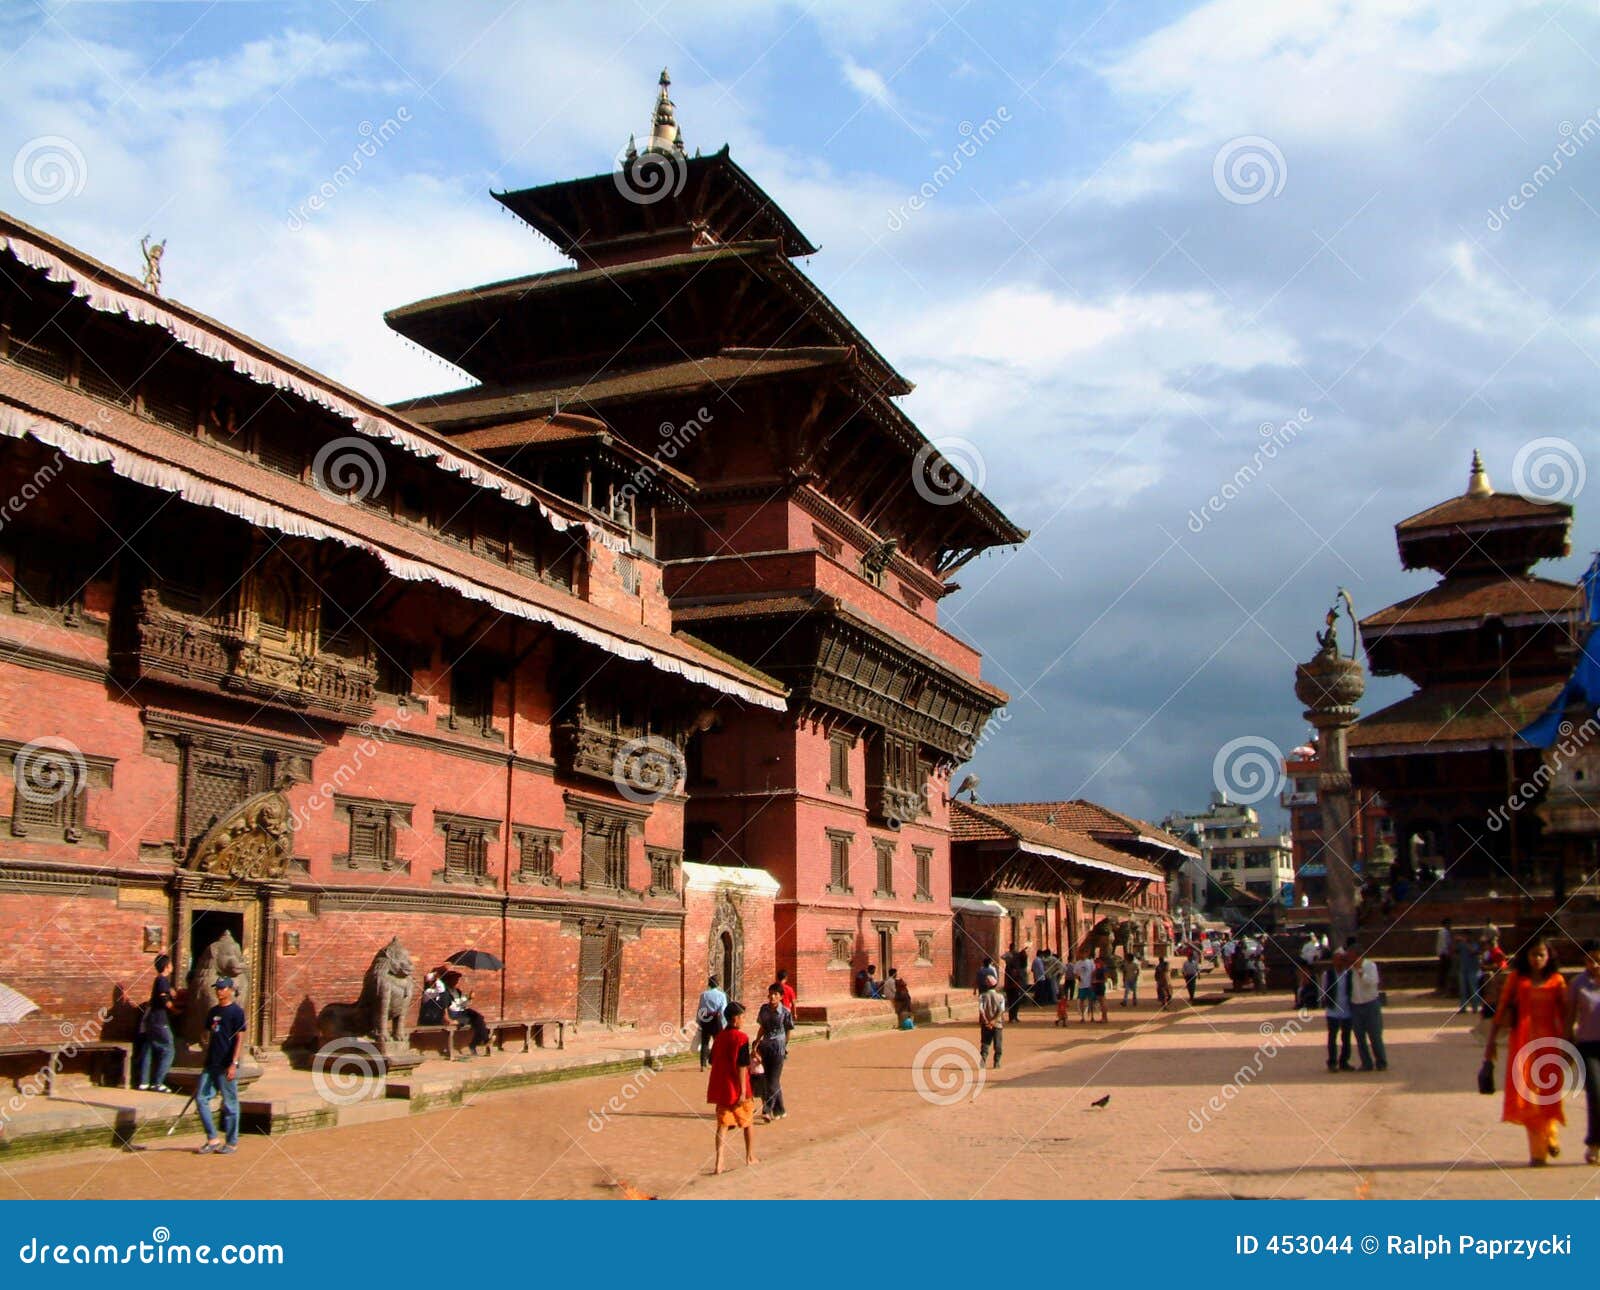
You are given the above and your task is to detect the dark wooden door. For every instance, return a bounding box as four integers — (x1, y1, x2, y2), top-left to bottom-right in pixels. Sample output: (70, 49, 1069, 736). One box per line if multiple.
(578, 929, 606, 1022)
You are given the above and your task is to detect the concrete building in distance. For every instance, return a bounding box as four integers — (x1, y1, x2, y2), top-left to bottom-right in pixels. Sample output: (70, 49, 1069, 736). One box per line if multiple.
(1282, 739, 1393, 904)
(1163, 794, 1294, 909)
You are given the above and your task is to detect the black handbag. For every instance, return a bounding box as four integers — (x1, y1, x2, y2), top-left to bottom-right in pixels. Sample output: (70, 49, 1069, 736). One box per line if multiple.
(1477, 1059, 1496, 1095)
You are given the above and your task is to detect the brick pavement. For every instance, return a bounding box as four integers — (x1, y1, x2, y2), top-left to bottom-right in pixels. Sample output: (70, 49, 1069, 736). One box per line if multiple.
(0, 989, 1594, 1200)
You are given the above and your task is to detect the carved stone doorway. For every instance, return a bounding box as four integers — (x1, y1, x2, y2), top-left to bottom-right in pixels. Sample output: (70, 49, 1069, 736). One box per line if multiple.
(707, 891, 744, 1003)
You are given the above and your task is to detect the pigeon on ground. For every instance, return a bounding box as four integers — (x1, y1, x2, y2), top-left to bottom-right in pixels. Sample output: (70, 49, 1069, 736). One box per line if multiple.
(1089, 1094, 1111, 1108)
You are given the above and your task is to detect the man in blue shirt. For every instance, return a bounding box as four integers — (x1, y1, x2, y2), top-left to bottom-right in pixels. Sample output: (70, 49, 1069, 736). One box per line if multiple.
(197, 977, 246, 1154)
(695, 976, 727, 1070)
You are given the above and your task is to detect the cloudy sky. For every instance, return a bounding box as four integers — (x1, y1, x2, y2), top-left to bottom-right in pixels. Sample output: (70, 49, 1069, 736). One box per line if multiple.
(4, 0, 1596, 829)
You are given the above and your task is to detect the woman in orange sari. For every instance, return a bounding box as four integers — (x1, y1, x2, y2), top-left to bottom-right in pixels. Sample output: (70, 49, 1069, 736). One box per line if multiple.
(1483, 937, 1571, 1165)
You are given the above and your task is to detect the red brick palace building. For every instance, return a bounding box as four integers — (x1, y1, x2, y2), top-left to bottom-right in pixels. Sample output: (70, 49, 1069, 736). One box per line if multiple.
(0, 75, 1022, 1057)
(385, 76, 1024, 1012)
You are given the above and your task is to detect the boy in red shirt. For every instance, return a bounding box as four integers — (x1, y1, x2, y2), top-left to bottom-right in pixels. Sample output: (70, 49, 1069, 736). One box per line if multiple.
(705, 1001, 760, 1174)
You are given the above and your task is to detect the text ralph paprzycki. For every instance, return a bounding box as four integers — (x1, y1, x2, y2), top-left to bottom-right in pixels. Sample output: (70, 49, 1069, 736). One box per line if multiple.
(1234, 1234, 1574, 1260)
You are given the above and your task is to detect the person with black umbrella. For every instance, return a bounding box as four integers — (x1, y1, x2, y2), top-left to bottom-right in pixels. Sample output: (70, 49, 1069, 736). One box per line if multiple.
(442, 970, 491, 1058)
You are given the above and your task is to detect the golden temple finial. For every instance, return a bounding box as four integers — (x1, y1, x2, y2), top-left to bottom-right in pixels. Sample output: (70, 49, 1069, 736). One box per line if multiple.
(1466, 448, 1493, 497)
(647, 67, 685, 156)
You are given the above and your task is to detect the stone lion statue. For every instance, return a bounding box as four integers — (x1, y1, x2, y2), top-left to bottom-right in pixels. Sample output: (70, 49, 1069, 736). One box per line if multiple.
(317, 937, 416, 1054)
(186, 930, 250, 1045)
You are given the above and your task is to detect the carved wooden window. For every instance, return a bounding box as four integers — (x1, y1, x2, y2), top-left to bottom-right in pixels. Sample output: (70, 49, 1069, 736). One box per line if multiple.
(827, 731, 853, 795)
(77, 332, 139, 407)
(900, 584, 923, 612)
(256, 424, 305, 478)
(616, 553, 640, 595)
(8, 319, 72, 382)
(514, 826, 561, 883)
(0, 740, 114, 848)
(647, 847, 680, 894)
(828, 932, 854, 968)
(142, 355, 198, 433)
(334, 798, 411, 873)
(581, 816, 630, 890)
(372, 645, 417, 704)
(435, 812, 497, 885)
(7, 536, 88, 626)
(915, 931, 935, 965)
(813, 526, 842, 560)
(914, 846, 933, 901)
(445, 664, 497, 739)
(826, 830, 853, 894)
(874, 839, 896, 898)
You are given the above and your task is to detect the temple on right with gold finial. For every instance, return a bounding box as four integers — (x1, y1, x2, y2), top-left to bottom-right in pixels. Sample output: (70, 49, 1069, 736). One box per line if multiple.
(1347, 451, 1581, 895)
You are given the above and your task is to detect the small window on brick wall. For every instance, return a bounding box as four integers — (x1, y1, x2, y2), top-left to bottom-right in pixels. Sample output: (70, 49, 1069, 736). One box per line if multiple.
(334, 798, 411, 873)
(435, 812, 498, 885)
(828, 731, 853, 795)
(874, 839, 895, 898)
(813, 526, 842, 560)
(514, 826, 561, 884)
(914, 846, 933, 901)
(826, 830, 853, 894)
(915, 930, 935, 965)
(828, 932, 854, 968)
(0, 740, 113, 847)
(441, 662, 499, 740)
(647, 847, 681, 894)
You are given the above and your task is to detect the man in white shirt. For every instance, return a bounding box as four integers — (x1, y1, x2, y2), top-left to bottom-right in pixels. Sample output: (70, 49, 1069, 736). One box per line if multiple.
(1074, 956, 1096, 1022)
(1347, 940, 1388, 1071)
(1434, 918, 1454, 994)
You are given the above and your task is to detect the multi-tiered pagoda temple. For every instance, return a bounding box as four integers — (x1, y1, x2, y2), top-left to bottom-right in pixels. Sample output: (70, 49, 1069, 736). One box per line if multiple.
(387, 73, 1025, 1008)
(1349, 453, 1582, 891)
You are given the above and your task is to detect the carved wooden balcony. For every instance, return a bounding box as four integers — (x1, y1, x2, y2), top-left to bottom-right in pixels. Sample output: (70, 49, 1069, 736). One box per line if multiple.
(117, 592, 377, 724)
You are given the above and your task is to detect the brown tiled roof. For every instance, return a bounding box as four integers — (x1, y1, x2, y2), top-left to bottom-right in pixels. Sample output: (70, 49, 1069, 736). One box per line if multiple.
(1397, 491, 1570, 533)
(1348, 681, 1565, 753)
(451, 413, 609, 449)
(0, 366, 786, 707)
(994, 800, 1197, 854)
(949, 800, 1162, 878)
(452, 414, 697, 490)
(1362, 575, 1581, 632)
(393, 349, 855, 427)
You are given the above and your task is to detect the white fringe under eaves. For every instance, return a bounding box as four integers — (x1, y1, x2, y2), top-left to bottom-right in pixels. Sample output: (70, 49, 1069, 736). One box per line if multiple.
(0, 230, 629, 555)
(0, 403, 783, 710)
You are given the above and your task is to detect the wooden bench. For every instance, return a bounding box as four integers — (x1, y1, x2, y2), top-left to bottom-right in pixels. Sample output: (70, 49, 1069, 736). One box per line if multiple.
(409, 1018, 567, 1061)
(0, 1041, 133, 1095)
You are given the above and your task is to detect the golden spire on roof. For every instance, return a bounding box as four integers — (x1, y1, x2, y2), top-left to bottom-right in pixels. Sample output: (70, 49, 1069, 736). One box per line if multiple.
(646, 67, 686, 156)
(1466, 449, 1493, 497)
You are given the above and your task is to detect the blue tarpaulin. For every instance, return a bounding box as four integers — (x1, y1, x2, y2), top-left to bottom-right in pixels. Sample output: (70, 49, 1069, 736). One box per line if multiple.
(1519, 553, 1600, 748)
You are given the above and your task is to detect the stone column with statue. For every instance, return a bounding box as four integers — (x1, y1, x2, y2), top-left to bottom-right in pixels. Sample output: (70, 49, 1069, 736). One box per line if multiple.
(1293, 591, 1367, 950)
